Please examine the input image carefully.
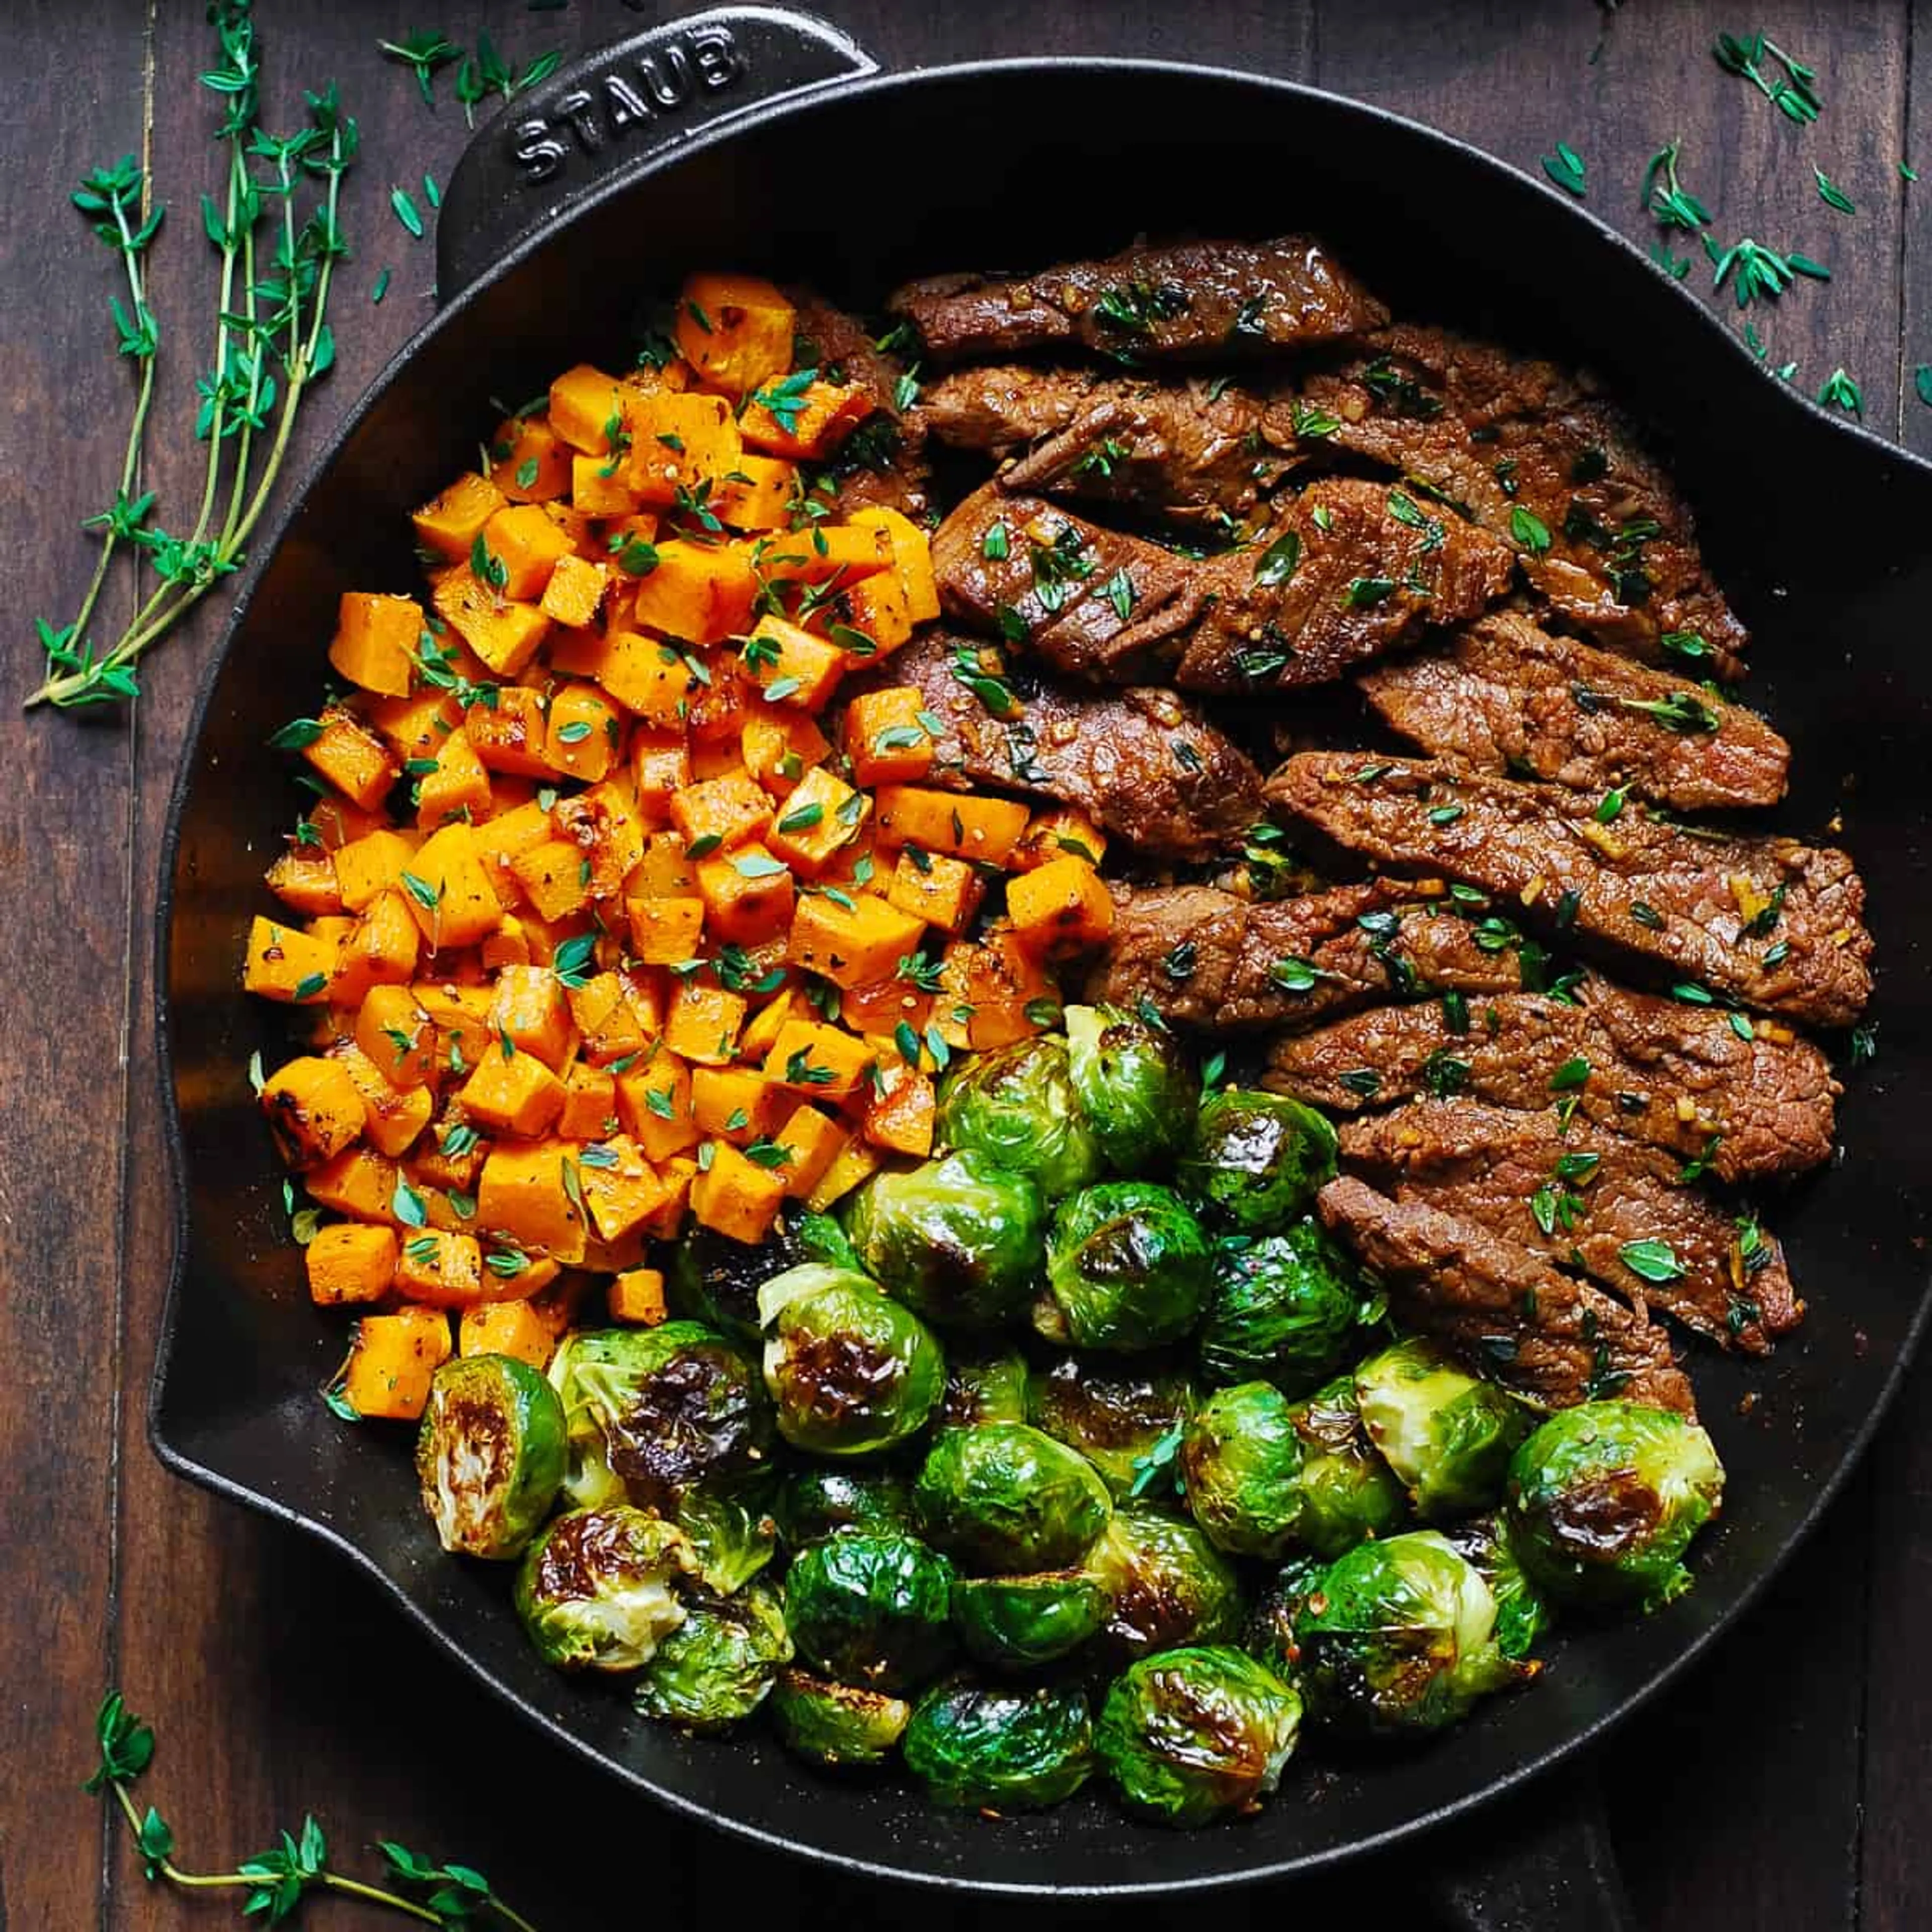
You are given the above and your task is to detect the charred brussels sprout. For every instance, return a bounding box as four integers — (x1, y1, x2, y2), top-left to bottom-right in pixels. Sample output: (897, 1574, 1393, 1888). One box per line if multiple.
(771, 1667, 911, 1770)
(936, 1034, 1102, 1194)
(1089, 1506, 1245, 1668)
(939, 1341, 1031, 1429)
(1038, 1182, 1213, 1352)
(1064, 1002, 1199, 1172)
(913, 1423, 1112, 1574)
(1505, 1401, 1724, 1612)
(1199, 1222, 1372, 1393)
(1355, 1337, 1532, 1519)
(951, 1569, 1114, 1671)
(1180, 1090, 1338, 1232)
(902, 1681, 1094, 1810)
(1443, 1514, 1553, 1660)
(672, 1484, 778, 1595)
(775, 1466, 915, 1549)
(669, 1215, 816, 1342)
(1026, 1352, 1195, 1499)
(846, 1152, 1046, 1331)
(1245, 1554, 1330, 1680)
(549, 1323, 772, 1513)
(1097, 1647, 1302, 1827)
(1283, 1375, 1409, 1560)
(758, 1265, 944, 1457)
(1295, 1530, 1519, 1735)
(632, 1579, 792, 1732)
(513, 1506, 696, 1673)
(1179, 1382, 1305, 1560)
(415, 1354, 566, 1560)
(784, 1530, 956, 1692)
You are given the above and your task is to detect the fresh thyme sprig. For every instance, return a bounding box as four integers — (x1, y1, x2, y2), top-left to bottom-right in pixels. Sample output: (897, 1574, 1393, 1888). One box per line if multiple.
(1713, 31, 1822, 123)
(87, 1691, 540, 1928)
(27, 2, 355, 711)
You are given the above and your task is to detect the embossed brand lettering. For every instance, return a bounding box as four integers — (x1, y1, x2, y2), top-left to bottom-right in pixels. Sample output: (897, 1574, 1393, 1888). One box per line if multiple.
(509, 26, 748, 186)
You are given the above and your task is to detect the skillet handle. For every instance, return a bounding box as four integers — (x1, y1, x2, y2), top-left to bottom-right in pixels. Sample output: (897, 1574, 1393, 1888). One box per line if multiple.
(435, 6, 878, 299)
(1419, 1776, 1637, 1932)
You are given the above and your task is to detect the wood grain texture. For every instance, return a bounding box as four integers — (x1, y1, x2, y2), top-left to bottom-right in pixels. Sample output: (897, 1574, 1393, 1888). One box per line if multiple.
(0, 3, 1912, 1927)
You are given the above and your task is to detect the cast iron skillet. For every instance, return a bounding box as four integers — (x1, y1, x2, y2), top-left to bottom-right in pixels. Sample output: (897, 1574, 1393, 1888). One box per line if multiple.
(153, 6, 1932, 1914)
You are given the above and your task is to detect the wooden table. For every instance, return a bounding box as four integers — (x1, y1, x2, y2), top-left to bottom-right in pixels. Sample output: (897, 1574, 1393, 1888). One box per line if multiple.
(5, 2, 1926, 1923)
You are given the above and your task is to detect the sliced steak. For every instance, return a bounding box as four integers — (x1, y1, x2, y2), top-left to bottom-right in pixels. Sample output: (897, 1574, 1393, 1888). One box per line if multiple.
(849, 632, 1263, 861)
(1265, 983, 1839, 1182)
(890, 235, 1389, 364)
(1269, 752, 1871, 1026)
(1088, 879, 1531, 1030)
(1316, 1177, 1697, 1415)
(1338, 1101, 1801, 1352)
(1358, 611, 1790, 811)
(919, 365, 1299, 525)
(786, 288, 930, 519)
(1297, 325, 1748, 671)
(1174, 479, 1515, 692)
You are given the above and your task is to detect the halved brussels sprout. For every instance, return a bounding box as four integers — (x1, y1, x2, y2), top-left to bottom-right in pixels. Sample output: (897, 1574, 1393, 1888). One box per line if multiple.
(1506, 1401, 1725, 1612)
(758, 1265, 944, 1457)
(1179, 1090, 1338, 1231)
(1355, 1336, 1532, 1520)
(902, 1681, 1094, 1810)
(668, 1216, 812, 1342)
(936, 1034, 1102, 1194)
(938, 1341, 1031, 1430)
(846, 1152, 1046, 1331)
(1026, 1352, 1196, 1499)
(548, 1323, 772, 1513)
(1097, 1646, 1302, 1828)
(774, 1466, 916, 1550)
(1088, 1505, 1245, 1670)
(1199, 1222, 1371, 1394)
(783, 1529, 956, 1693)
(1443, 1513, 1553, 1661)
(672, 1483, 778, 1595)
(1295, 1529, 1520, 1736)
(1245, 1554, 1330, 1681)
(1179, 1381, 1305, 1560)
(1283, 1374, 1409, 1560)
(513, 1506, 696, 1673)
(1064, 1002, 1199, 1172)
(415, 1353, 567, 1560)
(1038, 1182, 1213, 1352)
(632, 1578, 792, 1733)
(913, 1423, 1112, 1574)
(770, 1667, 911, 1770)
(950, 1569, 1114, 1671)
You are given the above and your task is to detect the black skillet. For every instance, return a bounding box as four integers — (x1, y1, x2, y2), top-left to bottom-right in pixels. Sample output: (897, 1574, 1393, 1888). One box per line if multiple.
(152, 8, 1932, 1921)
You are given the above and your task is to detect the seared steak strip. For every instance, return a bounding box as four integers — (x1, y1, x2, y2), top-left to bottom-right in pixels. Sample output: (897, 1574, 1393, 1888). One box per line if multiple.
(1358, 611, 1790, 811)
(1297, 324, 1748, 671)
(1265, 984, 1838, 1182)
(890, 235, 1389, 364)
(847, 632, 1264, 861)
(786, 289, 930, 520)
(1087, 879, 1531, 1030)
(1338, 1101, 1800, 1352)
(1269, 752, 1871, 1026)
(1316, 1177, 1698, 1415)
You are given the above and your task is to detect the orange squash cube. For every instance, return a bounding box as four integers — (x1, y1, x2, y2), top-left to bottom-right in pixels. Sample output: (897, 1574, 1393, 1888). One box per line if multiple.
(538, 551, 608, 629)
(570, 451, 639, 518)
(767, 764, 866, 877)
(630, 729, 692, 817)
(692, 1066, 783, 1144)
(260, 1056, 367, 1169)
(1011, 806, 1108, 872)
(328, 592, 423, 699)
(740, 614, 847, 711)
(558, 1062, 619, 1141)
(333, 1044, 435, 1158)
(845, 687, 937, 787)
(873, 785, 1030, 865)
(302, 707, 399, 813)
(825, 568, 914, 659)
(366, 687, 462, 762)
(786, 892, 927, 991)
(305, 1222, 398, 1306)
(304, 1145, 403, 1225)
(266, 847, 345, 918)
(714, 453, 798, 531)
(1006, 854, 1115, 954)
(393, 1228, 487, 1308)
(695, 844, 794, 944)
(459, 1299, 556, 1367)
(861, 1063, 937, 1158)
(333, 829, 418, 913)
(690, 1140, 788, 1245)
(740, 377, 872, 459)
(761, 1020, 875, 1099)
(626, 895, 705, 965)
(577, 1136, 670, 1242)
(481, 502, 575, 602)
(838, 976, 930, 1037)
(472, 800, 555, 894)
(663, 976, 748, 1067)
(465, 686, 555, 779)
(244, 916, 336, 1005)
(614, 1046, 701, 1163)
(608, 1266, 669, 1326)
(631, 539, 757, 646)
(630, 830, 697, 900)
(887, 847, 984, 935)
(547, 363, 628, 454)
(675, 273, 795, 394)
(490, 413, 571, 502)
(750, 521, 892, 587)
(623, 389, 743, 507)
(848, 505, 941, 623)
(565, 972, 650, 1068)
(404, 823, 503, 950)
(580, 630, 701, 726)
(771, 1104, 847, 1200)
(510, 838, 592, 921)
(672, 770, 773, 853)
(341, 1307, 452, 1420)
(430, 566, 551, 678)
(347, 891, 422, 990)
(413, 727, 493, 830)
(413, 471, 506, 561)
(488, 964, 576, 1069)
(352, 984, 437, 1090)
(476, 1141, 589, 1264)
(741, 704, 830, 797)
(460, 1044, 566, 1139)
(804, 1138, 883, 1214)
(542, 685, 623, 783)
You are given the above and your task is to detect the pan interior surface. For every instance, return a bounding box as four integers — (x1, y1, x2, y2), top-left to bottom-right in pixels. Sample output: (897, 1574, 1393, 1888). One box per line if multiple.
(155, 63, 1932, 1893)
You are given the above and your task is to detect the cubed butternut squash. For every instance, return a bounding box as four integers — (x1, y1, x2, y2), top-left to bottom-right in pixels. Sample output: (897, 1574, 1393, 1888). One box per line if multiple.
(695, 844, 794, 943)
(675, 273, 795, 394)
(403, 823, 503, 950)
(691, 1066, 783, 1144)
(766, 765, 865, 877)
(773, 1104, 848, 1200)
(626, 895, 705, 965)
(623, 389, 743, 506)
(539, 551, 608, 629)
(558, 1061, 619, 1140)
(547, 363, 627, 454)
(266, 847, 345, 918)
(608, 1266, 669, 1326)
(430, 565, 551, 677)
(413, 471, 506, 561)
(804, 1137, 883, 1213)
(663, 976, 747, 1067)
(393, 1227, 488, 1308)
(582, 630, 701, 726)
(613, 1046, 700, 1163)
(714, 453, 797, 531)
(510, 838, 592, 922)
(1010, 805, 1108, 872)
(671, 770, 773, 853)
(886, 847, 984, 935)
(340, 1307, 452, 1420)
(465, 686, 556, 779)
(567, 971, 652, 1068)
(849, 505, 941, 623)
(244, 916, 336, 1004)
(490, 412, 571, 503)
(413, 726, 493, 830)
(740, 377, 871, 459)
(750, 521, 892, 587)
(259, 1055, 366, 1168)
(328, 592, 423, 699)
(333, 1043, 436, 1157)
(630, 539, 756, 645)
(476, 1141, 589, 1264)
(741, 705, 829, 797)
(488, 963, 575, 1069)
(333, 828, 417, 913)
(690, 1140, 788, 1245)
(861, 1062, 937, 1158)
(305, 1222, 398, 1306)
(739, 614, 846, 711)
(845, 686, 937, 787)
(542, 684, 623, 783)
(1006, 853, 1115, 953)
(460, 1042, 566, 1139)
(303, 707, 399, 813)
(304, 1145, 402, 1224)
(786, 892, 926, 990)
(459, 1299, 556, 1367)
(576, 1136, 669, 1242)
(761, 1019, 875, 1099)
(872, 785, 1030, 865)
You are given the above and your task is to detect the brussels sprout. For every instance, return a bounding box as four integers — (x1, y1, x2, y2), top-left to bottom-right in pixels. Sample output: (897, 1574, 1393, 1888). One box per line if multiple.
(902, 1681, 1094, 1810)
(672, 1483, 779, 1595)
(668, 1216, 815, 1342)
(514, 1506, 696, 1673)
(758, 1266, 945, 1457)
(1038, 1182, 1213, 1352)
(951, 1569, 1114, 1671)
(1505, 1401, 1725, 1612)
(1179, 1089, 1338, 1231)
(1064, 1002, 1199, 1171)
(795, 1208, 864, 1272)
(415, 1354, 567, 1560)
(774, 1466, 915, 1549)
(938, 1342, 1031, 1429)
(1098, 1648, 1302, 1828)
(1179, 1382, 1305, 1560)
(846, 1152, 1046, 1331)
(1245, 1555, 1330, 1680)
(1088, 1505, 1245, 1669)
(913, 1423, 1112, 1574)
(548, 1323, 772, 1513)
(1198, 1222, 1371, 1393)
(783, 1530, 956, 1693)
(936, 1034, 1102, 1194)
(770, 1667, 911, 1770)
(1282, 1375, 1409, 1560)
(1295, 1529, 1519, 1735)
(632, 1578, 792, 1733)
(1024, 1352, 1194, 1500)
(1442, 1514, 1553, 1661)
(1355, 1337, 1532, 1519)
